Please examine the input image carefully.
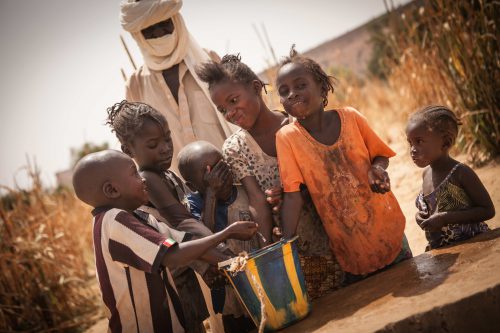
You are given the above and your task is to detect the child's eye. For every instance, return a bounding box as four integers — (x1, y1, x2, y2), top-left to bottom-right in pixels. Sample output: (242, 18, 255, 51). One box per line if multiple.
(230, 97, 238, 104)
(147, 142, 158, 149)
(278, 88, 288, 97)
(217, 106, 227, 114)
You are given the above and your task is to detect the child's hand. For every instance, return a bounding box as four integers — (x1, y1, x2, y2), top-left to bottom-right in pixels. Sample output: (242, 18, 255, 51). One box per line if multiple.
(420, 212, 449, 231)
(202, 264, 228, 289)
(272, 226, 283, 242)
(224, 221, 258, 240)
(204, 160, 231, 192)
(368, 165, 391, 194)
(415, 211, 428, 228)
(265, 187, 283, 213)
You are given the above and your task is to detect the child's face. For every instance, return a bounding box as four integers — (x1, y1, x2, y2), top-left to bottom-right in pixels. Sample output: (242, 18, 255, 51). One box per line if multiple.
(276, 63, 324, 120)
(128, 118, 174, 172)
(406, 120, 447, 168)
(209, 80, 261, 130)
(190, 152, 233, 201)
(113, 156, 149, 211)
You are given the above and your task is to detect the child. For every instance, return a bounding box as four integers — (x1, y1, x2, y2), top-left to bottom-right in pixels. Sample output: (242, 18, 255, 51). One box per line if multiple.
(275, 47, 412, 279)
(72, 149, 257, 333)
(196, 54, 283, 245)
(197, 54, 345, 298)
(178, 140, 259, 332)
(406, 105, 495, 251)
(106, 101, 231, 333)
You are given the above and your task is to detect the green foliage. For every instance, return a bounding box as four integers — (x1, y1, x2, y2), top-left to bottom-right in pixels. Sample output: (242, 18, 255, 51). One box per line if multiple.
(70, 142, 109, 167)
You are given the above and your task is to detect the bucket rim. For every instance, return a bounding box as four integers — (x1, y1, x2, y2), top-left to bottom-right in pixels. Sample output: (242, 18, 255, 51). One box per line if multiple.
(218, 235, 299, 269)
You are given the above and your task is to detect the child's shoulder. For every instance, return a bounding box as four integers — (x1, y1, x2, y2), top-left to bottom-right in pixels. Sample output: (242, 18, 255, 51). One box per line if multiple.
(223, 128, 248, 151)
(336, 106, 365, 120)
(453, 162, 477, 183)
(93, 207, 137, 231)
(276, 121, 300, 137)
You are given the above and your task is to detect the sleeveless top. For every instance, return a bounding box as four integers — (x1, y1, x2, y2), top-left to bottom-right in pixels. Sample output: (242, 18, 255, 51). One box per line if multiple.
(416, 163, 490, 250)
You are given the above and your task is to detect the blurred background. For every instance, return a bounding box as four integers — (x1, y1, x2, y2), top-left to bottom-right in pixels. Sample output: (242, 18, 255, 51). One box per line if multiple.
(0, 0, 498, 331)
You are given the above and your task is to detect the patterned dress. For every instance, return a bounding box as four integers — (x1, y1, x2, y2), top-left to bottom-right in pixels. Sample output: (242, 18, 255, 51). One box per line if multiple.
(223, 127, 345, 299)
(416, 163, 490, 251)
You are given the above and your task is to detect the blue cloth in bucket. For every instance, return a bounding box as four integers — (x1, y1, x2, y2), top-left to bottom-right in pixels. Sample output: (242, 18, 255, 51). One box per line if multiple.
(219, 237, 311, 332)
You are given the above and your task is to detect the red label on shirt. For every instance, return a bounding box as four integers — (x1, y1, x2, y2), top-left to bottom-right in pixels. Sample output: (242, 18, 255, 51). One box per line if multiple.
(163, 238, 176, 248)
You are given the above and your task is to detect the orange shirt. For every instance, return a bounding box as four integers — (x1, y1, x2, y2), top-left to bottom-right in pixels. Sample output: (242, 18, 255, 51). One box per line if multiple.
(276, 107, 405, 274)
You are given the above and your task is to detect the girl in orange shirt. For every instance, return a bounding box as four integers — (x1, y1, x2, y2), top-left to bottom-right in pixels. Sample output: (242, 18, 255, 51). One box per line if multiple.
(276, 47, 412, 279)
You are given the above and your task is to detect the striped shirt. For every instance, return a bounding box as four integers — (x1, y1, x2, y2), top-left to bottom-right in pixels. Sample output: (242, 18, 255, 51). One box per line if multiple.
(92, 207, 186, 333)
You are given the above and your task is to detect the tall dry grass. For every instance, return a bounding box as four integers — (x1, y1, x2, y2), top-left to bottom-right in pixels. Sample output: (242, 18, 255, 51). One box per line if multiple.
(0, 162, 101, 332)
(382, 0, 499, 164)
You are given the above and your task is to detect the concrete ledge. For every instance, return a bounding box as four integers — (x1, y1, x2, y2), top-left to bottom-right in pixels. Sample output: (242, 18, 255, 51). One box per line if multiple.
(282, 228, 500, 333)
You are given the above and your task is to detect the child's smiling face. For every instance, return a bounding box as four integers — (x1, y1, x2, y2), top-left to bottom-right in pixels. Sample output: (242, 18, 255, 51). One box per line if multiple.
(127, 117, 174, 172)
(114, 156, 149, 211)
(406, 119, 447, 168)
(276, 62, 324, 120)
(209, 80, 262, 130)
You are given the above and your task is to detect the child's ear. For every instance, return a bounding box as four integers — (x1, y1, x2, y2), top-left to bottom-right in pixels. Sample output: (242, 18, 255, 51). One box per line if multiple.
(121, 144, 133, 157)
(102, 181, 120, 199)
(442, 134, 453, 150)
(252, 80, 263, 95)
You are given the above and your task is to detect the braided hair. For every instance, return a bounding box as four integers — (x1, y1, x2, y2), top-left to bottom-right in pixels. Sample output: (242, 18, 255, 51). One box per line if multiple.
(196, 54, 266, 92)
(409, 105, 462, 144)
(106, 100, 167, 144)
(278, 45, 335, 107)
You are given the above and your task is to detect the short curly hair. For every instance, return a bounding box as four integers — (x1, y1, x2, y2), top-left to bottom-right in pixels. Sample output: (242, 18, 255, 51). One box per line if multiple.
(408, 105, 462, 143)
(196, 54, 266, 91)
(278, 45, 335, 107)
(105, 100, 167, 144)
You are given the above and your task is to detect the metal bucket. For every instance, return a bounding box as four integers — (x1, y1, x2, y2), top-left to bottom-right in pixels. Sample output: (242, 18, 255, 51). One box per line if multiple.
(219, 236, 311, 331)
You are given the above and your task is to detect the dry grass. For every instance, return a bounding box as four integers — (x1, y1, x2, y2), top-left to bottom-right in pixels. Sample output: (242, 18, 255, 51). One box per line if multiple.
(0, 162, 101, 332)
(382, 0, 499, 164)
(2, 2, 498, 332)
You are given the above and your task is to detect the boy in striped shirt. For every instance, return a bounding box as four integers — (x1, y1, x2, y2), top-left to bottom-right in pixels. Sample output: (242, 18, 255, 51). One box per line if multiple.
(72, 150, 257, 333)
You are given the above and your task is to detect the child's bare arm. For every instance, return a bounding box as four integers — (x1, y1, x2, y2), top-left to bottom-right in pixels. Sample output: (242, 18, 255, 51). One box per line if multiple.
(368, 156, 391, 194)
(241, 176, 273, 246)
(162, 221, 258, 269)
(281, 191, 304, 239)
(421, 165, 495, 231)
(142, 171, 191, 225)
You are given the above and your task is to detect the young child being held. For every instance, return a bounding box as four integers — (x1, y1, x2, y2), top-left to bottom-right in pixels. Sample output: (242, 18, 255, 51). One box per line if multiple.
(406, 105, 495, 251)
(178, 140, 261, 254)
(276, 47, 412, 279)
(106, 100, 234, 333)
(72, 149, 257, 333)
(178, 140, 259, 332)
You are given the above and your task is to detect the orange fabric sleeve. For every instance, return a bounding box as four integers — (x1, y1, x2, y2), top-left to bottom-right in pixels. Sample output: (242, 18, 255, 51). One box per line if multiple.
(276, 130, 303, 193)
(350, 107, 396, 161)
